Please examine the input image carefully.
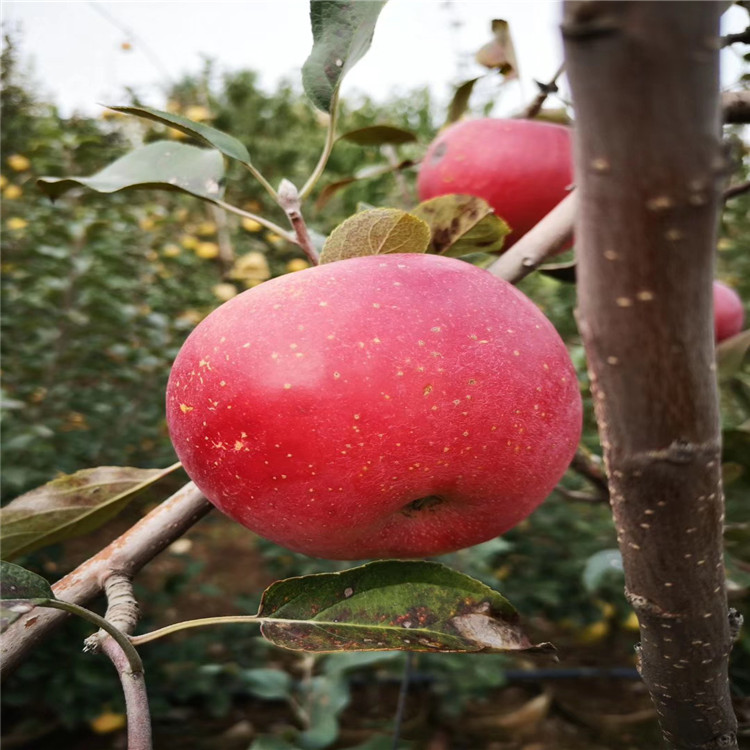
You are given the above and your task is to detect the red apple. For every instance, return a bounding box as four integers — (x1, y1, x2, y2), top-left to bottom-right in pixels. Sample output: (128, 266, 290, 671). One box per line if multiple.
(167, 254, 582, 559)
(417, 118, 573, 248)
(713, 280, 744, 342)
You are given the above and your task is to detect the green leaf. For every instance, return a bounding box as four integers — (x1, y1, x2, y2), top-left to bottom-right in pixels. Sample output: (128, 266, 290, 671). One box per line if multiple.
(249, 738, 299, 750)
(37, 141, 225, 203)
(446, 77, 481, 125)
(298, 675, 350, 749)
(410, 195, 510, 257)
(258, 560, 550, 654)
(241, 668, 293, 701)
(582, 549, 624, 593)
(0, 561, 54, 632)
(338, 125, 417, 146)
(0, 464, 180, 560)
(302, 0, 388, 112)
(717, 329, 750, 382)
(314, 159, 415, 211)
(538, 260, 577, 283)
(319, 208, 431, 264)
(107, 105, 252, 165)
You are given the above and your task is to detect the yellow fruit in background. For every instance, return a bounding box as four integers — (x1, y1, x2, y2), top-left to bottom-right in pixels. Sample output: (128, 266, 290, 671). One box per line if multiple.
(212, 283, 238, 302)
(176, 309, 204, 326)
(3, 185, 22, 200)
(244, 199, 263, 213)
(595, 600, 616, 619)
(7, 154, 30, 172)
(578, 620, 609, 644)
(264, 231, 285, 246)
(196, 221, 217, 236)
(230, 251, 270, 282)
(241, 217, 262, 233)
(0, 175, 8, 189)
(195, 241, 220, 259)
(138, 216, 156, 232)
(622, 611, 640, 632)
(162, 243, 182, 258)
(184, 105, 211, 122)
(121, 41, 132, 51)
(180, 234, 199, 251)
(6, 217, 27, 231)
(168, 127, 188, 140)
(90, 710, 126, 734)
(286, 258, 310, 273)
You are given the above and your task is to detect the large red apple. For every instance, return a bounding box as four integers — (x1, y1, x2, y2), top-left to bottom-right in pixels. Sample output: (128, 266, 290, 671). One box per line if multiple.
(713, 280, 744, 342)
(417, 118, 573, 248)
(167, 254, 582, 559)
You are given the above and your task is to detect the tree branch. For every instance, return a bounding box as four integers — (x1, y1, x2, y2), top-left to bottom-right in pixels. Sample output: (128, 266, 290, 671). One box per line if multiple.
(488, 191, 576, 284)
(519, 63, 566, 120)
(1, 482, 212, 679)
(563, 3, 736, 748)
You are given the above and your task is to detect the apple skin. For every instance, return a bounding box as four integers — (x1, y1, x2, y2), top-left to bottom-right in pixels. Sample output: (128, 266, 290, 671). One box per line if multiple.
(713, 280, 745, 342)
(417, 118, 573, 248)
(166, 254, 582, 560)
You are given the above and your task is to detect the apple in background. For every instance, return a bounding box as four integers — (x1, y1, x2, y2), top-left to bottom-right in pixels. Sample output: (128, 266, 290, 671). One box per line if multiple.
(417, 118, 574, 249)
(167, 254, 582, 560)
(713, 280, 745, 342)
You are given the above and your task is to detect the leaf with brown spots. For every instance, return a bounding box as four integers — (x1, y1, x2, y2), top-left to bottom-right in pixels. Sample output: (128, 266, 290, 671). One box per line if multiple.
(319, 208, 431, 264)
(0, 464, 181, 560)
(258, 560, 551, 654)
(410, 195, 511, 257)
(0, 561, 55, 632)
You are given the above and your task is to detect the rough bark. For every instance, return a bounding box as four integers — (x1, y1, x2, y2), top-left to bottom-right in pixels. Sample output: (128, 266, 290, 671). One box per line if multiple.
(562, 3, 737, 749)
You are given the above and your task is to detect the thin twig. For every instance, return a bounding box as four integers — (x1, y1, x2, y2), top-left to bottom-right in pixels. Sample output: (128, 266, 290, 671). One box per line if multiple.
(211, 198, 296, 245)
(278, 179, 320, 265)
(519, 63, 566, 119)
(724, 180, 750, 202)
(1, 482, 212, 679)
(721, 27, 750, 47)
(722, 90, 750, 124)
(488, 191, 576, 284)
(391, 653, 415, 750)
(569, 448, 610, 499)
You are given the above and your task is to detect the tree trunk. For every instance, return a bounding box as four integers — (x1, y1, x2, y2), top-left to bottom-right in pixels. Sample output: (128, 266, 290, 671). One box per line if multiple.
(562, 2, 738, 749)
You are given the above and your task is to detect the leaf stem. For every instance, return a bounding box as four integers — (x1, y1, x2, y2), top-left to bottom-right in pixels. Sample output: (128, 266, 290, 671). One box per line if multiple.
(241, 162, 280, 204)
(211, 198, 297, 244)
(40, 599, 144, 675)
(299, 90, 340, 201)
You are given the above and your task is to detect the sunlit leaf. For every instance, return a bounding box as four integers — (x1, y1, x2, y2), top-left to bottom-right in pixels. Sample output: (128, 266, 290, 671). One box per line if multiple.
(302, 0, 388, 112)
(258, 560, 551, 654)
(338, 125, 417, 146)
(410, 195, 510, 257)
(319, 208, 430, 264)
(0, 561, 54, 632)
(475, 19, 519, 78)
(717, 329, 750, 382)
(0, 464, 180, 559)
(446, 78, 481, 125)
(37, 141, 225, 203)
(107, 105, 252, 165)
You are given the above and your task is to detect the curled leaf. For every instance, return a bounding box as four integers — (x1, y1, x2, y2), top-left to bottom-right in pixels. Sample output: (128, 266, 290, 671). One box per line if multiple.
(320, 208, 430, 264)
(410, 194, 510, 257)
(107, 105, 252, 165)
(302, 0, 388, 113)
(475, 19, 519, 77)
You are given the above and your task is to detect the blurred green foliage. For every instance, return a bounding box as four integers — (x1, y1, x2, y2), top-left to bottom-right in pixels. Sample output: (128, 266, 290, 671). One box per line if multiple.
(2, 24, 749, 750)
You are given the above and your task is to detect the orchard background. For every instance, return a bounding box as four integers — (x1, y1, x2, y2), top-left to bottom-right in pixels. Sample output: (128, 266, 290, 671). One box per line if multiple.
(1, 3, 750, 750)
